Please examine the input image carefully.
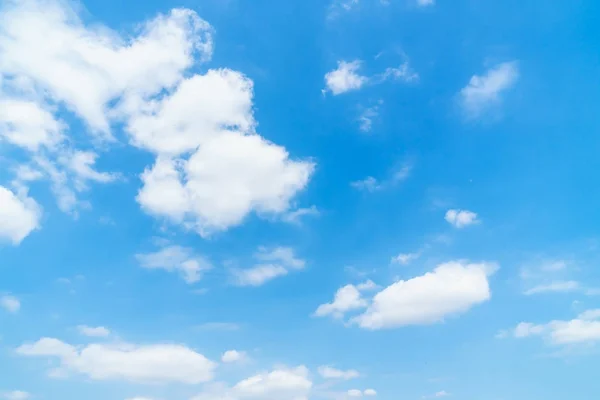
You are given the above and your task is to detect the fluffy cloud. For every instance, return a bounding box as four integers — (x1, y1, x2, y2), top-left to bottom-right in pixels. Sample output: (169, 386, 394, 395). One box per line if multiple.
(233, 247, 306, 287)
(192, 366, 312, 400)
(16, 338, 216, 384)
(444, 209, 479, 228)
(314, 283, 370, 319)
(352, 261, 497, 330)
(460, 62, 519, 118)
(506, 309, 600, 345)
(324, 61, 368, 95)
(0, 0, 313, 234)
(318, 366, 360, 380)
(221, 350, 247, 363)
(136, 245, 211, 284)
(0, 186, 41, 245)
(347, 389, 376, 397)
(1, 295, 21, 314)
(77, 325, 110, 338)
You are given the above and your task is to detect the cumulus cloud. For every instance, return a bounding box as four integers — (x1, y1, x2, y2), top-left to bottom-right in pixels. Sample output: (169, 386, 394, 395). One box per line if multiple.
(460, 62, 519, 118)
(444, 209, 479, 228)
(136, 245, 212, 284)
(349, 261, 497, 330)
(505, 309, 600, 345)
(0, 0, 314, 233)
(232, 247, 306, 287)
(324, 61, 368, 95)
(16, 338, 216, 384)
(77, 325, 110, 338)
(314, 284, 369, 319)
(1, 295, 21, 313)
(191, 366, 312, 400)
(391, 252, 421, 265)
(318, 366, 360, 380)
(0, 186, 41, 245)
(221, 350, 247, 363)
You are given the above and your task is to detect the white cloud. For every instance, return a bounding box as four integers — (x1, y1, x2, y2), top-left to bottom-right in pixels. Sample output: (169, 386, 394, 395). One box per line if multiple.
(523, 280, 580, 295)
(318, 366, 360, 380)
(364, 389, 377, 396)
(508, 309, 600, 345)
(16, 337, 216, 384)
(444, 209, 479, 228)
(282, 206, 320, 225)
(351, 177, 381, 192)
(460, 62, 519, 118)
(0, 186, 41, 245)
(391, 252, 420, 265)
(233, 247, 305, 287)
(192, 366, 312, 400)
(324, 61, 368, 95)
(315, 284, 368, 319)
(358, 105, 380, 133)
(1, 295, 21, 313)
(136, 245, 211, 284)
(379, 62, 419, 83)
(221, 350, 247, 363)
(347, 389, 363, 397)
(1, 391, 31, 400)
(77, 325, 110, 338)
(1, 0, 313, 234)
(352, 261, 497, 330)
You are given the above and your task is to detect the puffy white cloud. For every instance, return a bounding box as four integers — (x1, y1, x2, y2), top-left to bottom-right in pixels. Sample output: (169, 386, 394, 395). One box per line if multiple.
(16, 338, 216, 384)
(444, 209, 479, 228)
(192, 366, 312, 400)
(364, 389, 377, 396)
(460, 62, 519, 118)
(347, 389, 363, 397)
(508, 309, 600, 345)
(0, 186, 40, 245)
(318, 366, 360, 380)
(1, 0, 313, 233)
(232, 247, 306, 287)
(77, 325, 110, 338)
(315, 284, 368, 319)
(136, 245, 211, 284)
(1, 391, 31, 400)
(324, 61, 368, 95)
(523, 280, 580, 295)
(221, 350, 247, 363)
(352, 261, 497, 330)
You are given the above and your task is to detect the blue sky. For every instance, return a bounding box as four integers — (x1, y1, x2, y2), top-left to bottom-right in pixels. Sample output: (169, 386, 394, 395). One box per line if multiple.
(1, 0, 600, 399)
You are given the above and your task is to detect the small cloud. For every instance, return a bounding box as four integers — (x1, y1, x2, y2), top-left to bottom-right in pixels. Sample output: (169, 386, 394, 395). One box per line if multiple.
(136, 245, 212, 284)
(232, 247, 305, 287)
(351, 177, 381, 192)
(391, 252, 420, 265)
(282, 206, 320, 225)
(324, 60, 368, 95)
(2, 391, 31, 400)
(77, 325, 110, 337)
(460, 61, 519, 119)
(221, 350, 247, 363)
(444, 209, 479, 228)
(318, 365, 360, 380)
(358, 105, 380, 133)
(417, 0, 435, 6)
(524, 281, 580, 295)
(1, 295, 20, 314)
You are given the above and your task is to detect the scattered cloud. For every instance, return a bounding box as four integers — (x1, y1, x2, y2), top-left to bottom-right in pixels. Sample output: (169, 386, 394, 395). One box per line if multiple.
(0, 186, 41, 245)
(232, 247, 306, 286)
(318, 366, 360, 380)
(347, 389, 377, 397)
(314, 283, 369, 319)
(282, 206, 320, 225)
(1, 295, 20, 313)
(378, 62, 419, 83)
(444, 209, 479, 228)
(324, 61, 368, 95)
(391, 252, 421, 265)
(351, 177, 382, 192)
(358, 104, 380, 133)
(351, 261, 497, 330)
(504, 309, 600, 345)
(351, 162, 413, 193)
(191, 366, 312, 400)
(136, 245, 212, 284)
(221, 350, 247, 363)
(423, 391, 450, 398)
(16, 337, 216, 384)
(524, 281, 580, 295)
(77, 325, 110, 338)
(1, 391, 31, 400)
(460, 62, 519, 119)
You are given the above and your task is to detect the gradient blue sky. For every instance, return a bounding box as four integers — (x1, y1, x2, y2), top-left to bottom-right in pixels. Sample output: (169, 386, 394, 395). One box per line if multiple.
(1, 0, 600, 399)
